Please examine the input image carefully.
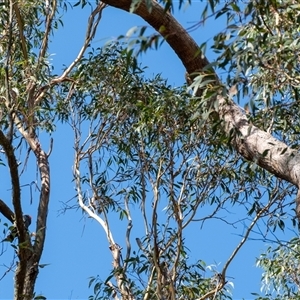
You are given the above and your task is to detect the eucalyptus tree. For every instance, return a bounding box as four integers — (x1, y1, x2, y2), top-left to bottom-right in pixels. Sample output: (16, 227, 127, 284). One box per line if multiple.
(0, 0, 300, 299)
(80, 1, 300, 299)
(0, 1, 106, 298)
(80, 0, 300, 299)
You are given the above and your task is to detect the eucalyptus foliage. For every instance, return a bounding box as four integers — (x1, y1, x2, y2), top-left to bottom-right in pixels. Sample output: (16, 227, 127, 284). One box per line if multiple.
(1, 0, 300, 299)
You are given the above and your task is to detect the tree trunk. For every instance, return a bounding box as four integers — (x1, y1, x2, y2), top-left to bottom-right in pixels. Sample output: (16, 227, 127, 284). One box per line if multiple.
(0, 129, 50, 299)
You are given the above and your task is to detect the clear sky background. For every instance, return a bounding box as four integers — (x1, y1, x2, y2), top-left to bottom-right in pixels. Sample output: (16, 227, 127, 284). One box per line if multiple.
(0, 1, 297, 299)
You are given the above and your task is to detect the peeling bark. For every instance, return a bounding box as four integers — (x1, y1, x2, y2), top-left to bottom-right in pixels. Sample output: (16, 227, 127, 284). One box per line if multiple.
(100, 0, 300, 211)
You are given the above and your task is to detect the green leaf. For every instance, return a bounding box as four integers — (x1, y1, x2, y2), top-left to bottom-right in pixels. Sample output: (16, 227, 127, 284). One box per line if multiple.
(34, 296, 47, 300)
(39, 264, 50, 269)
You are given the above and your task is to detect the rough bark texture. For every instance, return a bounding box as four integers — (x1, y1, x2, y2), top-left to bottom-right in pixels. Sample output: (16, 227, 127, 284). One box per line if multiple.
(16, 131, 50, 299)
(100, 0, 300, 215)
(0, 122, 50, 300)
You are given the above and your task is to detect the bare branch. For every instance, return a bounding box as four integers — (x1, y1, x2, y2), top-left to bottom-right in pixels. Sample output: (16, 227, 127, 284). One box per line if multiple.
(150, 159, 164, 299)
(0, 128, 30, 299)
(0, 130, 23, 237)
(221, 201, 272, 278)
(38, 0, 57, 65)
(143, 266, 155, 300)
(33, 145, 50, 259)
(19, 147, 32, 177)
(0, 199, 14, 223)
(47, 137, 53, 157)
(51, 3, 107, 85)
(0, 255, 17, 282)
(4, 0, 13, 111)
(136, 145, 149, 235)
(12, 2, 28, 62)
(123, 195, 132, 272)
(73, 120, 115, 244)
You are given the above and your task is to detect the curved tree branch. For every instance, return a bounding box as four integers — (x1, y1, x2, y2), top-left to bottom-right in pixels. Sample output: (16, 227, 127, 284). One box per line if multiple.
(101, 0, 300, 217)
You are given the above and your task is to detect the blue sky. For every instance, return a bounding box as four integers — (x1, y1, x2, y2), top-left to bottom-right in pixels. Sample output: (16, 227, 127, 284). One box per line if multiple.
(0, 2, 296, 299)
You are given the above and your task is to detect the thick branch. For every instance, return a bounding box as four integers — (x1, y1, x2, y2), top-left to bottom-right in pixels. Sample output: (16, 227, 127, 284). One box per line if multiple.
(101, 0, 300, 190)
(0, 131, 24, 237)
(101, 0, 210, 74)
(32, 146, 50, 262)
(51, 3, 106, 85)
(218, 96, 300, 187)
(38, 0, 57, 66)
(0, 130, 28, 298)
(0, 199, 14, 223)
(4, 96, 52, 300)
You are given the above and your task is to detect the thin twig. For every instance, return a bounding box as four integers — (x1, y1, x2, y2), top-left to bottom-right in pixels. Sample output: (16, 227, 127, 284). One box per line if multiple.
(50, 3, 107, 85)
(123, 195, 132, 271)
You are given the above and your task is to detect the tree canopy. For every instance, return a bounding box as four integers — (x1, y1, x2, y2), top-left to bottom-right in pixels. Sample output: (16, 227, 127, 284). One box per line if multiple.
(0, 0, 300, 299)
